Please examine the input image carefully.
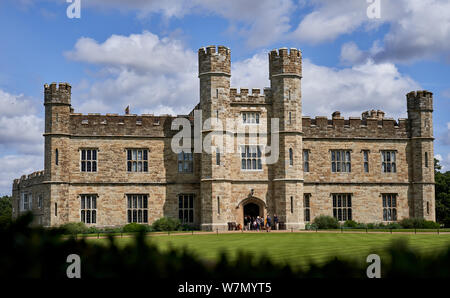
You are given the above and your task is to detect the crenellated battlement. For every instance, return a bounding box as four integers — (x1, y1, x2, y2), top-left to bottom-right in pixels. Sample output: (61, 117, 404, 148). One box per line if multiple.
(198, 45, 231, 76)
(229, 87, 272, 104)
(407, 90, 433, 111)
(13, 170, 45, 190)
(67, 112, 190, 137)
(302, 111, 409, 139)
(44, 82, 71, 105)
(269, 47, 302, 78)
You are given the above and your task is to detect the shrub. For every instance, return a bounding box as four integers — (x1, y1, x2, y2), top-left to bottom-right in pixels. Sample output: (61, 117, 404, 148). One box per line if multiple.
(313, 215, 339, 229)
(59, 222, 88, 235)
(122, 223, 148, 233)
(399, 218, 440, 229)
(305, 223, 318, 230)
(385, 222, 402, 229)
(151, 217, 181, 231)
(343, 220, 358, 228)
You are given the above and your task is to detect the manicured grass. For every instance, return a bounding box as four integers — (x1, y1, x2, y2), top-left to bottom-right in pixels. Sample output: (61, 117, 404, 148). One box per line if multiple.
(87, 232, 450, 269)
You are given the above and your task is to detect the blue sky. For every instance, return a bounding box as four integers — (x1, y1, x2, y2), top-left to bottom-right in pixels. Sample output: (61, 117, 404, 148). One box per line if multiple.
(0, 0, 449, 195)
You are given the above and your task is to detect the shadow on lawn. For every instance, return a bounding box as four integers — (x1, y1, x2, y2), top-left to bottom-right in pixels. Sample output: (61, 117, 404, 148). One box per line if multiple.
(1, 213, 450, 279)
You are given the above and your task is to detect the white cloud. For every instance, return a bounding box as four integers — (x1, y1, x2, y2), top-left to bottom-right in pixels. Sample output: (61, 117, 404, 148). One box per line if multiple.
(231, 52, 269, 90)
(84, 0, 295, 48)
(0, 89, 43, 156)
(295, 0, 450, 63)
(0, 89, 36, 117)
(0, 154, 43, 196)
(442, 122, 450, 146)
(292, 0, 371, 44)
(66, 31, 198, 115)
(435, 153, 450, 172)
(302, 59, 420, 118)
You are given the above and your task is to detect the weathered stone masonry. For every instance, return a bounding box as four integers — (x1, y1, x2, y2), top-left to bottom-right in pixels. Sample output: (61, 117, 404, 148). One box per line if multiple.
(12, 45, 435, 230)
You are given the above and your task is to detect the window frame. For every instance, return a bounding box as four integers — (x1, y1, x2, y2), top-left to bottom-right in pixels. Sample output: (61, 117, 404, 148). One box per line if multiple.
(80, 148, 98, 172)
(381, 150, 397, 173)
(240, 145, 263, 171)
(303, 149, 310, 172)
(80, 194, 97, 224)
(304, 194, 311, 222)
(332, 193, 352, 221)
(382, 193, 397, 221)
(178, 194, 194, 224)
(178, 151, 193, 173)
(331, 150, 351, 173)
(127, 148, 149, 173)
(126, 194, 149, 224)
(242, 112, 260, 125)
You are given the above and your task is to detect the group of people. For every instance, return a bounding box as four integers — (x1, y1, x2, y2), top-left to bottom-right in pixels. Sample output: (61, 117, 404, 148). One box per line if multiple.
(244, 214, 279, 231)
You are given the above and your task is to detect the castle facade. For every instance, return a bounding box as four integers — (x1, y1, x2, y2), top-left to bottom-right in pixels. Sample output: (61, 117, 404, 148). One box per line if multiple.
(12, 46, 435, 230)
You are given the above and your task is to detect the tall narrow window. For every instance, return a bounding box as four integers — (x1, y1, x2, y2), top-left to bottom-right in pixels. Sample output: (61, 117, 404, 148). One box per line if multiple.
(55, 203, 57, 217)
(38, 194, 43, 209)
(216, 148, 220, 166)
(332, 194, 352, 221)
(289, 148, 293, 166)
(217, 196, 220, 214)
(241, 145, 262, 170)
(81, 149, 97, 172)
(425, 152, 429, 168)
(381, 151, 396, 173)
(127, 194, 148, 223)
(303, 150, 309, 172)
(55, 149, 59, 166)
(382, 194, 397, 221)
(179, 194, 194, 224)
(289, 112, 292, 124)
(288, 90, 291, 101)
(331, 150, 351, 172)
(290, 196, 294, 214)
(178, 151, 193, 173)
(427, 201, 430, 215)
(22, 193, 29, 211)
(304, 194, 311, 222)
(80, 194, 97, 224)
(363, 150, 369, 173)
(127, 149, 148, 172)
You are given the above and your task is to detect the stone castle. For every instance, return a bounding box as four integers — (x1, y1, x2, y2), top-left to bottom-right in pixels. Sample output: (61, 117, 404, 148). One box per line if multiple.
(12, 45, 435, 230)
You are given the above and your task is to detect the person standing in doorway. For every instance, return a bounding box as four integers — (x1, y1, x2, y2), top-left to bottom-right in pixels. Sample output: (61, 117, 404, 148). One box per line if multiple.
(274, 214, 279, 230)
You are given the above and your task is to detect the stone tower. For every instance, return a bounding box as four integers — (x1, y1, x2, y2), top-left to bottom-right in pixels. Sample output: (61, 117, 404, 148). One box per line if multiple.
(407, 90, 435, 220)
(198, 45, 232, 231)
(269, 48, 304, 229)
(44, 82, 72, 225)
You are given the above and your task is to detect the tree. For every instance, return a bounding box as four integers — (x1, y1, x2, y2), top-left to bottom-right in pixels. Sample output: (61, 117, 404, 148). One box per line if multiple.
(434, 158, 450, 227)
(0, 196, 12, 223)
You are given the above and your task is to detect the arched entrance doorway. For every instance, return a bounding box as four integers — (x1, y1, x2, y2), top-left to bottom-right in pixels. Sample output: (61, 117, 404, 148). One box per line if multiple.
(236, 197, 266, 230)
(244, 203, 260, 219)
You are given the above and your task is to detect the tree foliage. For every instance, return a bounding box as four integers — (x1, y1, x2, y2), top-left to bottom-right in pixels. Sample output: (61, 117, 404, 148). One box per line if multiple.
(0, 196, 12, 225)
(435, 159, 450, 227)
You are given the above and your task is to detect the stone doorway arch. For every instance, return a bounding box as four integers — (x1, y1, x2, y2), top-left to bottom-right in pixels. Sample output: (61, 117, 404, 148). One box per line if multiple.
(236, 196, 267, 229)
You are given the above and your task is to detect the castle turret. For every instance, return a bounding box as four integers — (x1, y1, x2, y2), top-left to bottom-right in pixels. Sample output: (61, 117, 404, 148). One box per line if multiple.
(43, 82, 71, 186)
(198, 46, 231, 231)
(407, 90, 435, 220)
(269, 48, 304, 229)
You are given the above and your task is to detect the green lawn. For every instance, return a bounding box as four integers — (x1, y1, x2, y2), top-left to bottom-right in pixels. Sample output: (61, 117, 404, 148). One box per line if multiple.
(87, 232, 450, 269)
